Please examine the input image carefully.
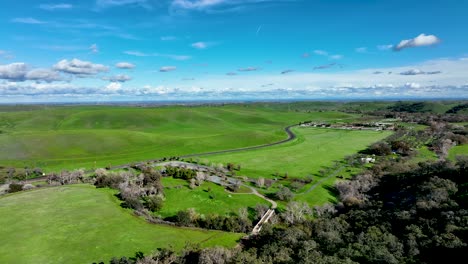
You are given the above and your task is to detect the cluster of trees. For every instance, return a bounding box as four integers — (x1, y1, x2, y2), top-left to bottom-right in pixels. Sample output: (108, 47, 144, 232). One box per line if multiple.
(0, 166, 43, 184)
(170, 207, 254, 233)
(164, 166, 197, 180)
(105, 158, 467, 264)
(167, 204, 272, 233)
(94, 167, 165, 215)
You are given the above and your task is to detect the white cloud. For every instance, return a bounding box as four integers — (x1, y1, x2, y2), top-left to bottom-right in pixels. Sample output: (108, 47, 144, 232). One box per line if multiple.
(394, 33, 440, 51)
(102, 74, 132, 82)
(377, 44, 393, 51)
(96, 0, 150, 9)
(171, 0, 285, 12)
(314, 50, 342, 60)
(330, 55, 343, 60)
(160, 66, 177, 72)
(0, 63, 29, 81)
(124, 51, 191, 60)
(89, 44, 99, 53)
(39, 3, 73, 10)
(404, 82, 421, 89)
(314, 50, 328, 56)
(0, 63, 62, 82)
(11, 17, 46, 24)
(25, 69, 62, 82)
(105, 82, 122, 91)
(191, 42, 209, 49)
(115, 62, 135, 69)
(172, 0, 226, 10)
(53, 59, 109, 75)
(4, 57, 468, 101)
(124, 50, 147, 57)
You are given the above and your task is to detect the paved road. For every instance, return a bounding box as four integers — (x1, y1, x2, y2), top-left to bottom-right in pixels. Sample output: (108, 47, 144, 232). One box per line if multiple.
(111, 124, 297, 170)
(178, 124, 297, 158)
(16, 124, 298, 184)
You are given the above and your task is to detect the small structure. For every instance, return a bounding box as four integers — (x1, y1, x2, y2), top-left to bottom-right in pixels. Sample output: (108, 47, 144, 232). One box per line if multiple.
(361, 157, 376, 163)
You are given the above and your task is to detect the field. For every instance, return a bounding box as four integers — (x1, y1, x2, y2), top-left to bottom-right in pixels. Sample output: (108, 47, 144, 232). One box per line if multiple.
(0, 105, 355, 171)
(449, 144, 468, 161)
(159, 177, 269, 218)
(0, 185, 242, 264)
(199, 127, 391, 179)
(197, 127, 391, 205)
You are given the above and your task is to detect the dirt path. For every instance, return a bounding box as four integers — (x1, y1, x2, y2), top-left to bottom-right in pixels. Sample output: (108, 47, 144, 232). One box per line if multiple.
(303, 166, 344, 194)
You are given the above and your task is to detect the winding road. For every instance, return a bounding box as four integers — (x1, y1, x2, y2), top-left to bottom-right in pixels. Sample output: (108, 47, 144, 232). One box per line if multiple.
(111, 124, 298, 170)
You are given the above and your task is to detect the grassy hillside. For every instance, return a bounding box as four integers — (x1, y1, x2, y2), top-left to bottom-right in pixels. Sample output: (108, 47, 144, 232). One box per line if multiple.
(0, 185, 242, 264)
(0, 105, 355, 171)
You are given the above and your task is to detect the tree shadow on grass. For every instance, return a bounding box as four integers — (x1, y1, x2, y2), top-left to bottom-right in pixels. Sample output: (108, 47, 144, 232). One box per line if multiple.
(323, 184, 339, 203)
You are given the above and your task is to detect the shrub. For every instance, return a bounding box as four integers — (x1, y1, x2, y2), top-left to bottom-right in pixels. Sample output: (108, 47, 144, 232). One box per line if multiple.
(276, 187, 294, 201)
(8, 183, 23, 193)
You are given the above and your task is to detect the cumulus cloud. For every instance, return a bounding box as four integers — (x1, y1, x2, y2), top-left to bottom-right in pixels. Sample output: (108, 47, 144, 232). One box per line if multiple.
(102, 74, 132, 82)
(160, 66, 176, 72)
(105, 82, 122, 91)
(53, 59, 109, 75)
(89, 44, 99, 53)
(191, 42, 209, 49)
(394, 34, 441, 51)
(25, 69, 62, 82)
(0, 63, 62, 82)
(4, 57, 468, 101)
(11, 17, 46, 24)
(0, 63, 29, 81)
(115, 62, 135, 69)
(238, 67, 259, 72)
(39, 3, 73, 10)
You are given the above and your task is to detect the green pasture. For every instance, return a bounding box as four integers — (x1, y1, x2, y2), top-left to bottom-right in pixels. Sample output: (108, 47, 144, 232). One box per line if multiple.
(449, 144, 468, 161)
(0, 105, 356, 171)
(158, 177, 269, 218)
(199, 127, 391, 180)
(0, 185, 242, 264)
(198, 127, 391, 206)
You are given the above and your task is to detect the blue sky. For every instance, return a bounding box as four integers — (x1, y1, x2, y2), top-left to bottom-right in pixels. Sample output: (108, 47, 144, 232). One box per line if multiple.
(0, 0, 467, 102)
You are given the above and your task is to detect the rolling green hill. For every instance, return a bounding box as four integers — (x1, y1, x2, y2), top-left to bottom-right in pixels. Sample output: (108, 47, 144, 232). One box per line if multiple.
(0, 185, 241, 264)
(0, 105, 356, 171)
